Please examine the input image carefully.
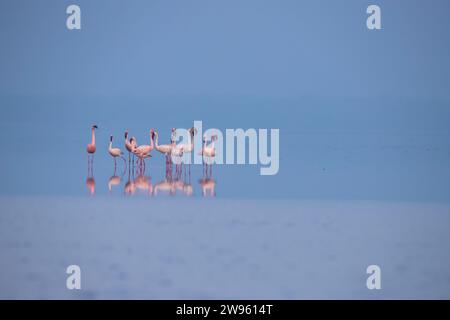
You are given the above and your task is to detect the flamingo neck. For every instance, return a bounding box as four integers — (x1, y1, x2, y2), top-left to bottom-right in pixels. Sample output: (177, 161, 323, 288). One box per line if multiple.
(91, 129, 96, 145)
(190, 133, 195, 148)
(154, 134, 159, 147)
(150, 134, 154, 148)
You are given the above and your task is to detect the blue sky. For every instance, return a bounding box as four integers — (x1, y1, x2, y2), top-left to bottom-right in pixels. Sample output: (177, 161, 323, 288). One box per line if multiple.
(1, 0, 450, 101)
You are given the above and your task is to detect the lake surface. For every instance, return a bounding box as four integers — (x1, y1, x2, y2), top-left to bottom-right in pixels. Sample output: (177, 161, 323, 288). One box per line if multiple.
(0, 96, 450, 299)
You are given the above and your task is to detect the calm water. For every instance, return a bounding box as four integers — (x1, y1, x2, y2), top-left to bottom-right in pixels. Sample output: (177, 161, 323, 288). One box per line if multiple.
(1, 96, 450, 201)
(1, 96, 450, 298)
(1, 0, 450, 299)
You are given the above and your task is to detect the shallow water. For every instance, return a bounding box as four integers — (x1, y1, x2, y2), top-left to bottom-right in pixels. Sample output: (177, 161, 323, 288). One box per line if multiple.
(1, 97, 450, 201)
(1, 0, 450, 298)
(1, 197, 450, 299)
(0, 98, 450, 299)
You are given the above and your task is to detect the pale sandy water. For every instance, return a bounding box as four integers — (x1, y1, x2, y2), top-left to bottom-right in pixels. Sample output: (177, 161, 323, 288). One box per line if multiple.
(1, 197, 450, 299)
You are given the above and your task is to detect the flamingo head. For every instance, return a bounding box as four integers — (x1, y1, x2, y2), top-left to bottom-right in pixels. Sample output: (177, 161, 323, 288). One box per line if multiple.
(124, 130, 128, 139)
(110, 135, 113, 142)
(189, 127, 198, 136)
(92, 124, 98, 130)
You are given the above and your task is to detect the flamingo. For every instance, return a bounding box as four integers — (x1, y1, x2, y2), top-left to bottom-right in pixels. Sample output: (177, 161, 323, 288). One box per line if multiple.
(124, 130, 137, 163)
(133, 129, 154, 168)
(199, 134, 217, 176)
(171, 129, 187, 178)
(176, 127, 197, 154)
(108, 135, 127, 169)
(173, 127, 196, 176)
(154, 129, 176, 173)
(87, 125, 98, 168)
(87, 124, 98, 154)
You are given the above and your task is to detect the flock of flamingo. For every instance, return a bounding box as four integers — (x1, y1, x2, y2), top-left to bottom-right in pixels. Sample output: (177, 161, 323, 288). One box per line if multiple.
(85, 124, 217, 197)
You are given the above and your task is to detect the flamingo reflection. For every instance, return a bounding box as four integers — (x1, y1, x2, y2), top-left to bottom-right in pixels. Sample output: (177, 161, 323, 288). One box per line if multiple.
(108, 165, 125, 194)
(153, 170, 176, 196)
(134, 173, 153, 195)
(124, 166, 136, 196)
(198, 176, 216, 197)
(86, 177, 96, 196)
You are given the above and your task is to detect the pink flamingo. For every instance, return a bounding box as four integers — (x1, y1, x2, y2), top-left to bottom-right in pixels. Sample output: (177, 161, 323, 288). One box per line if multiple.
(154, 129, 176, 173)
(199, 134, 217, 177)
(108, 135, 127, 169)
(87, 124, 98, 154)
(133, 129, 154, 169)
(124, 130, 137, 163)
(180, 127, 197, 178)
(86, 124, 98, 165)
(171, 129, 186, 178)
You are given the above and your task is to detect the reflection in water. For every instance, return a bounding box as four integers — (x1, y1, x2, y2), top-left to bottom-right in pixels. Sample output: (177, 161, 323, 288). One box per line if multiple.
(134, 173, 153, 195)
(86, 159, 215, 197)
(86, 157, 95, 196)
(86, 177, 96, 196)
(108, 167, 122, 194)
(198, 168, 216, 197)
(85, 128, 218, 197)
(124, 166, 136, 196)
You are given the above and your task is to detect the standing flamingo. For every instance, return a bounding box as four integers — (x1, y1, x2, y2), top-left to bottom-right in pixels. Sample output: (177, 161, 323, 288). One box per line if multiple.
(133, 129, 154, 169)
(124, 130, 137, 163)
(108, 135, 127, 169)
(154, 129, 176, 174)
(87, 124, 98, 165)
(87, 124, 98, 154)
(199, 134, 217, 177)
(173, 127, 196, 177)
